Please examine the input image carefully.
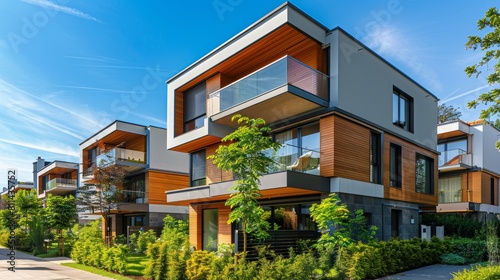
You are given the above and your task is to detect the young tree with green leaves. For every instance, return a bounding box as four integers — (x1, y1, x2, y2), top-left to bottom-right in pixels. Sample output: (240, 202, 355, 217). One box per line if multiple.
(310, 193, 376, 249)
(208, 114, 281, 253)
(14, 189, 41, 231)
(76, 141, 127, 243)
(46, 194, 77, 256)
(465, 7, 500, 149)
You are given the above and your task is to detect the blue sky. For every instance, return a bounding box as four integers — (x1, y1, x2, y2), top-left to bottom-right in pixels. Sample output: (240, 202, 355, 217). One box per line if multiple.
(0, 0, 496, 187)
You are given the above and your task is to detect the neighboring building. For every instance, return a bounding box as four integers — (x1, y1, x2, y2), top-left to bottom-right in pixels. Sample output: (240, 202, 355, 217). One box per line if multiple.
(165, 2, 439, 251)
(436, 119, 500, 221)
(1, 182, 34, 196)
(37, 160, 78, 200)
(79, 120, 189, 239)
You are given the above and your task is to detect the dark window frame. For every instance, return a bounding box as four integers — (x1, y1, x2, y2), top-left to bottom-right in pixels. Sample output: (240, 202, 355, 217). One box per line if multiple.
(190, 149, 207, 187)
(390, 143, 402, 188)
(415, 153, 434, 194)
(392, 87, 413, 133)
(183, 81, 207, 133)
(370, 131, 382, 184)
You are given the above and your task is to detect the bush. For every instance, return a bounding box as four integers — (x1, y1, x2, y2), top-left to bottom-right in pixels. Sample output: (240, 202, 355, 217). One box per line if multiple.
(442, 253, 467, 265)
(452, 264, 500, 280)
(101, 245, 129, 274)
(186, 250, 217, 280)
(422, 213, 483, 238)
(451, 238, 487, 263)
(137, 229, 157, 254)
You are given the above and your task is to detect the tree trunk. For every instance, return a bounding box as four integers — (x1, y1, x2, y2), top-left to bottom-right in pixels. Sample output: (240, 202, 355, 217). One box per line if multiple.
(243, 222, 247, 253)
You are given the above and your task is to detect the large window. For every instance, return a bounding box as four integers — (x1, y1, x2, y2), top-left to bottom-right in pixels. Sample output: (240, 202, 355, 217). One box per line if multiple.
(390, 143, 402, 188)
(274, 123, 320, 173)
(202, 209, 218, 252)
(191, 149, 206, 187)
(123, 173, 146, 203)
(184, 82, 206, 132)
(416, 153, 434, 194)
(438, 138, 467, 166)
(439, 175, 461, 203)
(392, 87, 413, 132)
(370, 131, 382, 184)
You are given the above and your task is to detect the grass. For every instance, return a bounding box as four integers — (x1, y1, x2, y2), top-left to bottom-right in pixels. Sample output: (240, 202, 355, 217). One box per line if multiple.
(62, 263, 135, 280)
(125, 254, 148, 276)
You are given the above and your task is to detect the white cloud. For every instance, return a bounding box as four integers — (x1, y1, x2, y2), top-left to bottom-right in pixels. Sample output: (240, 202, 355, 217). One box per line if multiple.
(20, 0, 101, 23)
(364, 26, 442, 91)
(440, 84, 492, 104)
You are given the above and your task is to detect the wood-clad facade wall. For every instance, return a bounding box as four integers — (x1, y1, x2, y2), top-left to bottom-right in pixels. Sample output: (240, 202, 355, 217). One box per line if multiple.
(146, 170, 189, 205)
(188, 203, 232, 250)
(383, 133, 438, 206)
(206, 143, 232, 185)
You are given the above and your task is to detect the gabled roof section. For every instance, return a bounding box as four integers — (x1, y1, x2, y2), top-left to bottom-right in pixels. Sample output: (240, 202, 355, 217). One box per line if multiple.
(166, 2, 329, 85)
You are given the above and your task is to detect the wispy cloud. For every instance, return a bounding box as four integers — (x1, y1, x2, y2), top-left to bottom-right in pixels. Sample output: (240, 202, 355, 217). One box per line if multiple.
(129, 111, 165, 127)
(364, 26, 442, 91)
(58, 85, 135, 94)
(20, 0, 101, 23)
(0, 138, 79, 157)
(441, 84, 492, 104)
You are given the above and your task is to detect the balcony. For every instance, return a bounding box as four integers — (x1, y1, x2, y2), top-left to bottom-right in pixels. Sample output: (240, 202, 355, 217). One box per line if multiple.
(96, 148, 147, 172)
(45, 178, 77, 195)
(438, 149, 472, 171)
(208, 56, 329, 127)
(266, 144, 321, 175)
(118, 190, 147, 204)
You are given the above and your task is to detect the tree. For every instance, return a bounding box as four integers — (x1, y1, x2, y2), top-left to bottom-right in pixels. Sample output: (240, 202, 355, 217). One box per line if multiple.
(76, 141, 127, 243)
(438, 103, 462, 124)
(465, 8, 500, 123)
(208, 115, 282, 253)
(14, 189, 41, 231)
(310, 193, 376, 250)
(46, 194, 77, 256)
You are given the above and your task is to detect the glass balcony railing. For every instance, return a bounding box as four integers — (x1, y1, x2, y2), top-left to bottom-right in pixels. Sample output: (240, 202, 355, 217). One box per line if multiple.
(208, 56, 328, 116)
(266, 144, 321, 175)
(46, 178, 77, 191)
(438, 149, 471, 167)
(117, 190, 147, 204)
(96, 148, 146, 167)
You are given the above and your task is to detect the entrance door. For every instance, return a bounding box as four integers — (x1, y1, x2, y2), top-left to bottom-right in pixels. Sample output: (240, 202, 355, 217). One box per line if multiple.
(202, 209, 218, 251)
(391, 210, 401, 238)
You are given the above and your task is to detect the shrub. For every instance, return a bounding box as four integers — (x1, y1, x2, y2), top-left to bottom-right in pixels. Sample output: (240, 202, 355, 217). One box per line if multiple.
(422, 213, 483, 238)
(137, 229, 157, 254)
(101, 245, 129, 274)
(186, 250, 217, 280)
(451, 238, 487, 263)
(113, 234, 127, 245)
(452, 264, 500, 280)
(442, 253, 467, 265)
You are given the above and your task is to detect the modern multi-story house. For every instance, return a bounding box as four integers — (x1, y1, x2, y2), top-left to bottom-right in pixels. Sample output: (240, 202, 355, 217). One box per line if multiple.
(79, 120, 189, 239)
(36, 159, 79, 200)
(165, 2, 439, 251)
(436, 119, 500, 220)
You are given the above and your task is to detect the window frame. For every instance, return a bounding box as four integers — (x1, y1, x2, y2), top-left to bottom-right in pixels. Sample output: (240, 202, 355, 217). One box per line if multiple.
(183, 81, 207, 133)
(370, 131, 382, 184)
(389, 143, 402, 188)
(190, 149, 207, 187)
(392, 87, 413, 133)
(415, 153, 434, 195)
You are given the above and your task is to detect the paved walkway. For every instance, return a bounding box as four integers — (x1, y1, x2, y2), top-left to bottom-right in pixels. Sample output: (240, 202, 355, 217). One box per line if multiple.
(0, 247, 114, 280)
(376, 264, 472, 280)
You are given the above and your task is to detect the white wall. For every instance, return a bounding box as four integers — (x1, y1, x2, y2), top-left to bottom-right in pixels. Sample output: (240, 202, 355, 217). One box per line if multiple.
(148, 126, 189, 173)
(470, 124, 500, 174)
(328, 30, 438, 150)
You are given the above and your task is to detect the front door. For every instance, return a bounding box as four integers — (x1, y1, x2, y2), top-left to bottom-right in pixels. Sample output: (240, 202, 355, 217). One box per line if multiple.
(391, 209, 401, 238)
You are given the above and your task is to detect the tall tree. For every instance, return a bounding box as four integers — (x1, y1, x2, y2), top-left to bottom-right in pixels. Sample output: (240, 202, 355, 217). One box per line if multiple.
(466, 7, 500, 150)
(46, 194, 77, 256)
(76, 141, 126, 243)
(208, 115, 281, 253)
(14, 189, 41, 231)
(437, 103, 462, 124)
(465, 7, 500, 120)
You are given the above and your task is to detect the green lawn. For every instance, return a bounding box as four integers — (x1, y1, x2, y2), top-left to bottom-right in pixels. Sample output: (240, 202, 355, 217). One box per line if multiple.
(125, 254, 148, 276)
(62, 263, 135, 280)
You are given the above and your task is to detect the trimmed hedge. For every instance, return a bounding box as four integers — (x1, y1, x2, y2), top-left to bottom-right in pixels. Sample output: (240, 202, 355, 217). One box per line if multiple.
(450, 238, 487, 263)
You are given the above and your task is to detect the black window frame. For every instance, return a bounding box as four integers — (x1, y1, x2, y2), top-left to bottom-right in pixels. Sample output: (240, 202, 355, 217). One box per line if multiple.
(190, 149, 207, 187)
(392, 87, 413, 133)
(390, 143, 402, 188)
(183, 81, 207, 133)
(370, 131, 382, 184)
(415, 153, 434, 194)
